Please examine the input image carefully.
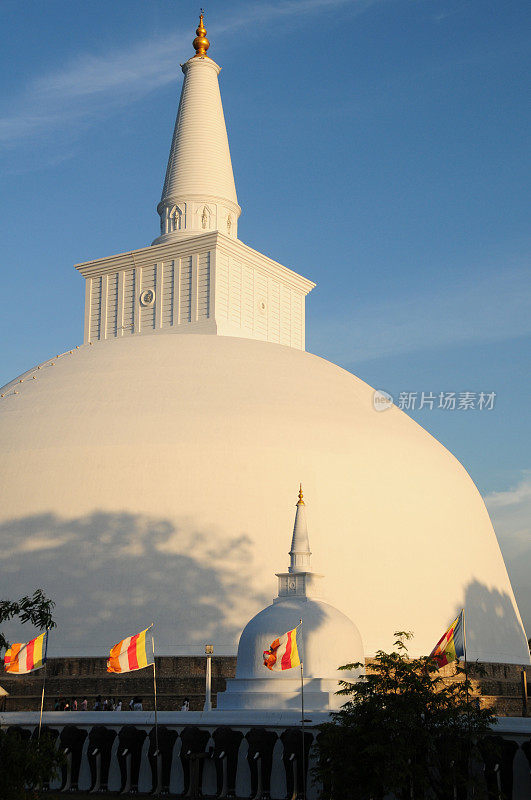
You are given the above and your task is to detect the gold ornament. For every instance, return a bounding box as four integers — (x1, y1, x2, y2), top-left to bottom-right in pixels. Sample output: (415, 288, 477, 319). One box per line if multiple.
(193, 12, 210, 57)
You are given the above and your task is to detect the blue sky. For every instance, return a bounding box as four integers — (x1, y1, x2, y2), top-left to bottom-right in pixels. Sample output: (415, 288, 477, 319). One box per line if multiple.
(1, 0, 529, 632)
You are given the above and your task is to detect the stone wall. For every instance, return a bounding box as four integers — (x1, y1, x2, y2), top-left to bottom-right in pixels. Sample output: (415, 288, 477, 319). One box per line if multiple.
(0, 655, 236, 712)
(0, 656, 528, 716)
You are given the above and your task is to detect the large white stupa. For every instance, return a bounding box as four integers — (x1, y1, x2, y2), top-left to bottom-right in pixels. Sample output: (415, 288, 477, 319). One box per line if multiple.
(0, 16, 528, 665)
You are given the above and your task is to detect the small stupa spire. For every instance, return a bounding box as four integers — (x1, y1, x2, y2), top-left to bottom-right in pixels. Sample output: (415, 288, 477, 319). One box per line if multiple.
(193, 11, 210, 57)
(289, 484, 312, 573)
(275, 486, 322, 600)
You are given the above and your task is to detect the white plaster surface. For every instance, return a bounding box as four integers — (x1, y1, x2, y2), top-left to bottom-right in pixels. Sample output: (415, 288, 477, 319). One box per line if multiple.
(0, 333, 528, 664)
(154, 55, 240, 244)
(218, 596, 364, 710)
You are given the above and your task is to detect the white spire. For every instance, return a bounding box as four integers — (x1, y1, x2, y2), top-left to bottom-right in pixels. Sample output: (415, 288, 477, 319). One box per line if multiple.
(153, 14, 241, 245)
(289, 484, 312, 573)
(275, 486, 323, 601)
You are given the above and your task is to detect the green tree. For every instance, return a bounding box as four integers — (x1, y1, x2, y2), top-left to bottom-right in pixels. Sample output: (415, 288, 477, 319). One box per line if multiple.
(0, 589, 56, 653)
(314, 632, 497, 800)
(0, 590, 59, 798)
(0, 729, 63, 800)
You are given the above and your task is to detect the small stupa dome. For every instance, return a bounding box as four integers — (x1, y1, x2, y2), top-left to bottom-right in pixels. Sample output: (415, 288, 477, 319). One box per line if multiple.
(217, 489, 364, 711)
(235, 597, 364, 684)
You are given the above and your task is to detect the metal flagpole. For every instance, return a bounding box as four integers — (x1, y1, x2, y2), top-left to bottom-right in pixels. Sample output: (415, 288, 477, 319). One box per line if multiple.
(462, 605, 473, 774)
(299, 619, 306, 800)
(151, 627, 159, 756)
(462, 608, 470, 708)
(38, 629, 49, 741)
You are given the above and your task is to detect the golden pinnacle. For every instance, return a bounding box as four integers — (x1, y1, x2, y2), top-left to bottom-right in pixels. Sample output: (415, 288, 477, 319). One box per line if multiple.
(193, 11, 210, 57)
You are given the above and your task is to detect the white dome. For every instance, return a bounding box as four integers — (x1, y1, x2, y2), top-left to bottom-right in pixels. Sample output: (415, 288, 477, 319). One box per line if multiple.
(236, 598, 363, 681)
(217, 596, 364, 711)
(0, 333, 528, 665)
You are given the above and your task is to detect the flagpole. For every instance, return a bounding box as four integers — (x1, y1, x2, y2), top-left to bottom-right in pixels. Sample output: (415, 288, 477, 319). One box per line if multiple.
(463, 608, 470, 736)
(38, 629, 49, 741)
(151, 627, 159, 757)
(299, 618, 306, 800)
(462, 608, 469, 706)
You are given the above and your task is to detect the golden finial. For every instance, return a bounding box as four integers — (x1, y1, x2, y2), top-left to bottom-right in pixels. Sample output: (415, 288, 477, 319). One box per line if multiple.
(193, 11, 210, 57)
(297, 483, 305, 506)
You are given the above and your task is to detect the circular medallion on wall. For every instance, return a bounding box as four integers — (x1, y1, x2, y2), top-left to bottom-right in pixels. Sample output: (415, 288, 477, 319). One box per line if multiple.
(139, 289, 155, 307)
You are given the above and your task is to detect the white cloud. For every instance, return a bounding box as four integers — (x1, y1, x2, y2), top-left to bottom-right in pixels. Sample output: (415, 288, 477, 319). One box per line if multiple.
(0, 0, 375, 146)
(484, 475, 531, 637)
(486, 477, 531, 511)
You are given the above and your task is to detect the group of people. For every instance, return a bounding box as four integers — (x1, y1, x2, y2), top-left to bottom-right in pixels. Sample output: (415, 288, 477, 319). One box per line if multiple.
(51, 695, 192, 711)
(52, 696, 143, 711)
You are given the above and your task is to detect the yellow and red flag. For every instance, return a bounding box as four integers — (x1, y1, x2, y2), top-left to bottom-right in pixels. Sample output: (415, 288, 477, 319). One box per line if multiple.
(263, 626, 300, 671)
(4, 631, 47, 674)
(107, 627, 151, 673)
(430, 611, 465, 667)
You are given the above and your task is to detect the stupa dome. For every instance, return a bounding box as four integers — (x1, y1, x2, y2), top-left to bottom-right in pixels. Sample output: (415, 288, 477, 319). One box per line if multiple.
(235, 598, 363, 683)
(0, 333, 528, 665)
(217, 597, 364, 711)
(1, 15, 528, 670)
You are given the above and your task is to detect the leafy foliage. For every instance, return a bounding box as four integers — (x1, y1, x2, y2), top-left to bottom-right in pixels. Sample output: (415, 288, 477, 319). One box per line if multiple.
(0, 729, 64, 799)
(0, 591, 59, 796)
(314, 632, 497, 800)
(0, 589, 56, 653)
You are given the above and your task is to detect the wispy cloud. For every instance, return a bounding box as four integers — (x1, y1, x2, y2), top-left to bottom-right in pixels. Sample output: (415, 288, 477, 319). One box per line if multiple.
(309, 266, 531, 363)
(0, 0, 374, 147)
(0, 33, 186, 145)
(484, 475, 531, 635)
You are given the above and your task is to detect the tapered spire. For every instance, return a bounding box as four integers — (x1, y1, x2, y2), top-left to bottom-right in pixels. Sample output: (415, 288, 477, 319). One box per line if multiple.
(275, 487, 322, 600)
(289, 484, 312, 573)
(152, 13, 241, 245)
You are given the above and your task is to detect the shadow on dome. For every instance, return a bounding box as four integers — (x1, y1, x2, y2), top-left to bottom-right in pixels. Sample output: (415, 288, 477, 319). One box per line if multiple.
(463, 579, 530, 664)
(0, 510, 270, 655)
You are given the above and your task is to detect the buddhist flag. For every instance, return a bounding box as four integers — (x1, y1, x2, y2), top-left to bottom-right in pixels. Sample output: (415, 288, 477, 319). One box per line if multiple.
(107, 627, 152, 673)
(4, 631, 47, 674)
(263, 626, 301, 671)
(430, 610, 465, 667)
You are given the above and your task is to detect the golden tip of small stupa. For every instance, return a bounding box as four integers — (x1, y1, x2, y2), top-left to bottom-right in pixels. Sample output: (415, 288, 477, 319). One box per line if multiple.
(297, 483, 305, 505)
(193, 11, 210, 57)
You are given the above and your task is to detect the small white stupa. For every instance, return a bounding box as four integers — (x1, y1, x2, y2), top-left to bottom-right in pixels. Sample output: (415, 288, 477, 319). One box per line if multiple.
(217, 488, 364, 711)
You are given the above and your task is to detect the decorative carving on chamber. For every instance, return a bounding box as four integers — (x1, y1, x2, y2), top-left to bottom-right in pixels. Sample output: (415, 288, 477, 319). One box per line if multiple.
(170, 205, 183, 232)
(201, 205, 210, 229)
(139, 288, 155, 307)
(227, 214, 232, 235)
